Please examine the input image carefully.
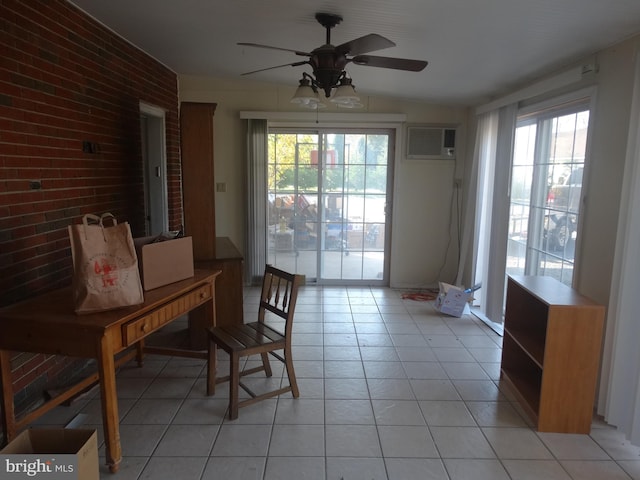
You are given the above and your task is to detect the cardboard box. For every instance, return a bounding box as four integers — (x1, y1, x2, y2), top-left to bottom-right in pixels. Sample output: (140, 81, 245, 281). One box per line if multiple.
(434, 282, 472, 317)
(0, 429, 98, 480)
(134, 236, 194, 290)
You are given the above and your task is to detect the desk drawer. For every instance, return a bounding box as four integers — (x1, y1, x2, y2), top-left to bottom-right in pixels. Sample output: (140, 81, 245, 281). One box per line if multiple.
(122, 284, 213, 346)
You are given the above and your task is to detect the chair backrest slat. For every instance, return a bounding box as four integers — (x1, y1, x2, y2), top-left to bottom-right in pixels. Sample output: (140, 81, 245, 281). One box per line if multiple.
(258, 265, 302, 333)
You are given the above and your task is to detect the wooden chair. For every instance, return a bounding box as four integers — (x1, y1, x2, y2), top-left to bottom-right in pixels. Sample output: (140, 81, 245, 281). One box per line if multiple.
(206, 265, 304, 419)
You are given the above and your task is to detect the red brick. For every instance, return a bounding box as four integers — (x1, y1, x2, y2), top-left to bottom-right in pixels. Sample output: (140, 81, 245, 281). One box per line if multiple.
(1, 0, 182, 405)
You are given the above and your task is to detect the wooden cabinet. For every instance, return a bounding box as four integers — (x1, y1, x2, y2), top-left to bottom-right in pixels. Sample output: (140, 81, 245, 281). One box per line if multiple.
(189, 239, 244, 350)
(180, 102, 217, 260)
(179, 104, 245, 348)
(195, 237, 244, 327)
(501, 275, 605, 434)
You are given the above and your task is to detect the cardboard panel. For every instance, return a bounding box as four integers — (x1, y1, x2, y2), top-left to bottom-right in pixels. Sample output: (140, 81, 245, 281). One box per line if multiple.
(0, 429, 98, 480)
(135, 236, 195, 290)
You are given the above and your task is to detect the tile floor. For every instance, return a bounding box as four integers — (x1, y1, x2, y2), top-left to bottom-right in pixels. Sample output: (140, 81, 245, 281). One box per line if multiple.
(33, 285, 640, 479)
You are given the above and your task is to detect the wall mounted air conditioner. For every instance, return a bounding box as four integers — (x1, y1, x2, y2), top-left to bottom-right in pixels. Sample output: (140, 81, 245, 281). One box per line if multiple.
(405, 125, 457, 160)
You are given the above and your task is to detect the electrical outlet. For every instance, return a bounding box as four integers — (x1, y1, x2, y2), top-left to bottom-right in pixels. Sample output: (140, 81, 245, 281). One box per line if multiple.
(216, 182, 226, 193)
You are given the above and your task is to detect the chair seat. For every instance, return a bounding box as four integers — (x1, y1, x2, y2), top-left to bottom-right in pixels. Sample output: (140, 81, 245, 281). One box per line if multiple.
(209, 322, 285, 354)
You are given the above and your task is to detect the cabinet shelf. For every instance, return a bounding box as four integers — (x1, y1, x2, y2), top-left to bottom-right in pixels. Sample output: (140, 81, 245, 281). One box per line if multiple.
(500, 368, 540, 424)
(500, 275, 605, 434)
(504, 328, 544, 368)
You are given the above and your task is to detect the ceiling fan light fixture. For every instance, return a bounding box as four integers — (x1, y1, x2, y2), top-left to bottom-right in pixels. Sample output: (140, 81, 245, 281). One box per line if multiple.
(291, 77, 320, 106)
(241, 12, 427, 110)
(330, 76, 360, 106)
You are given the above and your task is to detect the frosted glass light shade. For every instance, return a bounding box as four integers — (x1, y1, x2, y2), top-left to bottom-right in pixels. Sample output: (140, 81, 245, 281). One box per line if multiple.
(330, 83, 360, 105)
(291, 83, 320, 106)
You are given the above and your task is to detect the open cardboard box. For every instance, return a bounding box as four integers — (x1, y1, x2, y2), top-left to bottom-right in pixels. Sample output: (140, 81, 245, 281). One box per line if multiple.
(0, 428, 98, 480)
(434, 282, 472, 317)
(134, 236, 194, 290)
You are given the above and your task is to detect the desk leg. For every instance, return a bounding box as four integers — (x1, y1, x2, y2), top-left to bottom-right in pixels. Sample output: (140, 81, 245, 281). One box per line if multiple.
(202, 292, 216, 396)
(136, 339, 145, 367)
(97, 336, 121, 473)
(0, 350, 16, 444)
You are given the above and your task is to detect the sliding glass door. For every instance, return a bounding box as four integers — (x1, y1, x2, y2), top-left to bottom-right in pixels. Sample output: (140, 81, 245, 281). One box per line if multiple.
(470, 93, 593, 327)
(507, 103, 590, 286)
(267, 129, 392, 284)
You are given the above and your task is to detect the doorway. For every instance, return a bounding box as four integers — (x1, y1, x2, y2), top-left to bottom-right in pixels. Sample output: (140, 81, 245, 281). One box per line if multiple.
(267, 130, 393, 285)
(139, 102, 169, 236)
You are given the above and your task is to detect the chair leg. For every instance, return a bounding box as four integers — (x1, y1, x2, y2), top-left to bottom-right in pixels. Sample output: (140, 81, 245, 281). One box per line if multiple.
(284, 350, 299, 398)
(260, 352, 272, 377)
(229, 352, 240, 420)
(206, 341, 216, 396)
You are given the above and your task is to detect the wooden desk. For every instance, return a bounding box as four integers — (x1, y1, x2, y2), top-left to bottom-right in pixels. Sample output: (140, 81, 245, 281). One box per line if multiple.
(0, 269, 221, 473)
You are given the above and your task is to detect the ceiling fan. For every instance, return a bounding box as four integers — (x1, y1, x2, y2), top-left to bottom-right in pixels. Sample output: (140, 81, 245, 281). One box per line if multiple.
(238, 13, 428, 101)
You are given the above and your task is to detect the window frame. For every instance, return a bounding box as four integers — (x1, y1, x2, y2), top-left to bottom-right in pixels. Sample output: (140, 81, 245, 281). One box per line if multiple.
(508, 92, 596, 287)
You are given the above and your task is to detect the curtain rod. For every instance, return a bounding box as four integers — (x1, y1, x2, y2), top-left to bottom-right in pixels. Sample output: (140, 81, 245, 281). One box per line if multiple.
(239, 111, 406, 122)
(476, 65, 590, 115)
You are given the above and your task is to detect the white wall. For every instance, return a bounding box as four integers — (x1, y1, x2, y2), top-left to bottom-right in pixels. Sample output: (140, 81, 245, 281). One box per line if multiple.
(178, 31, 640, 295)
(459, 33, 640, 310)
(178, 75, 468, 286)
(576, 37, 638, 305)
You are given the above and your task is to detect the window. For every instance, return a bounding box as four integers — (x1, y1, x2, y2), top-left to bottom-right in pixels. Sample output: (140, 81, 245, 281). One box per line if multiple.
(267, 129, 393, 284)
(507, 102, 590, 286)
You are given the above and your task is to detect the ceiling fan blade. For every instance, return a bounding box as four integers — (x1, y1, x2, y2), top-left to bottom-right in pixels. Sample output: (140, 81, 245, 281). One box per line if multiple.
(241, 60, 309, 76)
(336, 34, 395, 56)
(238, 42, 311, 57)
(351, 55, 428, 72)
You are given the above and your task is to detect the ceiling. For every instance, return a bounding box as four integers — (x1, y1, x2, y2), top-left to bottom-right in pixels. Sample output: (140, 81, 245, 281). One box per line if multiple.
(68, 0, 640, 106)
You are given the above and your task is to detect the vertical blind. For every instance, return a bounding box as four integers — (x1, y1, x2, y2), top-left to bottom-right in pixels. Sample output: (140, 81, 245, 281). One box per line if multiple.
(245, 119, 268, 284)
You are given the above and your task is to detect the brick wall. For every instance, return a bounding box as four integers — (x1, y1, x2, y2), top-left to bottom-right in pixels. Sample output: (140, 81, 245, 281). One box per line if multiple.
(0, 0, 181, 413)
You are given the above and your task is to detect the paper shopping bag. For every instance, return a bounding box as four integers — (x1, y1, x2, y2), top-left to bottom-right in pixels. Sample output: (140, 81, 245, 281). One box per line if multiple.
(68, 213, 144, 314)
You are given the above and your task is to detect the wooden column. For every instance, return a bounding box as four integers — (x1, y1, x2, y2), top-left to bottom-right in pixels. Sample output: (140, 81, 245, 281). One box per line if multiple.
(180, 102, 217, 259)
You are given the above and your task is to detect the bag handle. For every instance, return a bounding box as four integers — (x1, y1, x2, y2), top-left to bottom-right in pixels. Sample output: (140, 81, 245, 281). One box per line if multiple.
(100, 212, 117, 227)
(82, 214, 102, 227)
(80, 213, 117, 241)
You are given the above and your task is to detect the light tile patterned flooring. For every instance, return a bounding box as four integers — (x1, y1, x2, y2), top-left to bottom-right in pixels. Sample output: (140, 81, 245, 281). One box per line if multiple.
(33, 285, 640, 479)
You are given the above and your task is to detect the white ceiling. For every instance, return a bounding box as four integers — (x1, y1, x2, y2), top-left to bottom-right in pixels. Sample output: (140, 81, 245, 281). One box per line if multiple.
(68, 0, 640, 106)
